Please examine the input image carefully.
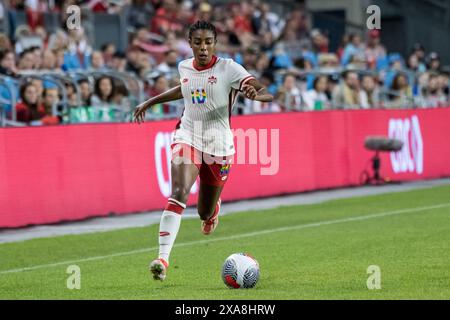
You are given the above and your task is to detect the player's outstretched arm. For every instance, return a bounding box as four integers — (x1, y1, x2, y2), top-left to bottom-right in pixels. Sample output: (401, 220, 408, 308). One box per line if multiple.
(241, 79, 274, 103)
(133, 85, 183, 124)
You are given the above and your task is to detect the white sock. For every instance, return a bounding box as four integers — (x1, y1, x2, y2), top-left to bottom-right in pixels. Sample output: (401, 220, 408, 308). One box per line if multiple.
(158, 198, 185, 264)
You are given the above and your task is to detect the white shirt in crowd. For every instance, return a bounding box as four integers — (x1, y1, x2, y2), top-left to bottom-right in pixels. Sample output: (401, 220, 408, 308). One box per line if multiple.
(302, 90, 330, 111)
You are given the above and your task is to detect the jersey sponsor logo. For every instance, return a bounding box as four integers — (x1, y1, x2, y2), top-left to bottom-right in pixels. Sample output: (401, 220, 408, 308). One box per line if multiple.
(191, 87, 207, 104)
(208, 75, 217, 84)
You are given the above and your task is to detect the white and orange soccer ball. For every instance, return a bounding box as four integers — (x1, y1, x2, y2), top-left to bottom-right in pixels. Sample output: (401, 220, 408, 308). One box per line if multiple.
(221, 253, 260, 289)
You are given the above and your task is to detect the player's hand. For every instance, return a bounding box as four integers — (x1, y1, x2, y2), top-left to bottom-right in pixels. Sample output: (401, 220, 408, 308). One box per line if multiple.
(242, 84, 258, 100)
(133, 102, 148, 124)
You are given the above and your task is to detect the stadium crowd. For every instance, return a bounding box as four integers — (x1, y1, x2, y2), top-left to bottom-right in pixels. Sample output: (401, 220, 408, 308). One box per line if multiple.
(0, 0, 449, 126)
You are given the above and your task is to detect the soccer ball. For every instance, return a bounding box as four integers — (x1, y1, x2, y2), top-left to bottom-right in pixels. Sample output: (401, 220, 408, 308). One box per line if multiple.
(221, 253, 260, 289)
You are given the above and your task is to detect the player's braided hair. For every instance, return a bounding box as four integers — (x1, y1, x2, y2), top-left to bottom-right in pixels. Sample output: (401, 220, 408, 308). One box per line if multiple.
(188, 20, 217, 40)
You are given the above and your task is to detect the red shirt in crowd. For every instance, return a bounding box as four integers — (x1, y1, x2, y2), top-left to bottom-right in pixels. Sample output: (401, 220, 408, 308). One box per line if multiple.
(15, 102, 59, 125)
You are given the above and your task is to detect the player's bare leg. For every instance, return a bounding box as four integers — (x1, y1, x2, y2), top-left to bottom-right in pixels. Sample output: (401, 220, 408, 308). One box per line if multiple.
(198, 182, 223, 235)
(150, 159, 199, 281)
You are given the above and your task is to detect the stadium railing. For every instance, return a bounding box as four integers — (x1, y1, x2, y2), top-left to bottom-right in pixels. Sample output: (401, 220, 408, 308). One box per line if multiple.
(0, 74, 19, 122)
(0, 67, 447, 127)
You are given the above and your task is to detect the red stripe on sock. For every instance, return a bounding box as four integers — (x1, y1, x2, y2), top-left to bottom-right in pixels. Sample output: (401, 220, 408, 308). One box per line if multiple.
(159, 231, 170, 237)
(165, 202, 184, 215)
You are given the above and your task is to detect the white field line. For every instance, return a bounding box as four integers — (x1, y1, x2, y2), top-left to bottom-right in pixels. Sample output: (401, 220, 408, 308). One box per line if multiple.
(0, 203, 449, 275)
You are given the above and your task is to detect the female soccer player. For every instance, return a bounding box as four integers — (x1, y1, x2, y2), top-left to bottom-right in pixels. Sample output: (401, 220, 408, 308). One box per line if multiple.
(133, 21, 273, 281)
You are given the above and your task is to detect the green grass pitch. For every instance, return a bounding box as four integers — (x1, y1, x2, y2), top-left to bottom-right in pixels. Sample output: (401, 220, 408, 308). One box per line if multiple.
(1, 185, 449, 299)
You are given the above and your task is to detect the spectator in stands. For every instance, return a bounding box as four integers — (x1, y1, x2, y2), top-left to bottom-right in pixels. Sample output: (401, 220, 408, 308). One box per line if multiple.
(112, 81, 130, 113)
(41, 49, 56, 70)
(332, 70, 364, 109)
(382, 53, 404, 89)
(407, 53, 426, 74)
(147, 74, 172, 115)
(42, 86, 60, 115)
(30, 78, 44, 105)
(276, 73, 302, 111)
(78, 79, 93, 106)
(91, 75, 115, 107)
(14, 25, 33, 54)
(90, 50, 106, 70)
(29, 46, 42, 69)
(197, 2, 213, 22)
(130, 27, 152, 47)
(150, 0, 183, 35)
(278, 21, 306, 62)
(155, 50, 179, 79)
(341, 33, 365, 66)
(125, 45, 142, 76)
(364, 29, 386, 70)
(101, 43, 116, 68)
(318, 53, 339, 69)
(254, 52, 270, 79)
(311, 29, 329, 54)
(111, 51, 127, 72)
(34, 26, 48, 49)
(388, 73, 413, 109)
(91, 75, 117, 121)
(53, 48, 66, 71)
(17, 48, 35, 70)
(302, 75, 330, 111)
(360, 74, 380, 109)
(16, 82, 58, 125)
(241, 46, 259, 75)
(64, 81, 78, 107)
(259, 30, 275, 53)
(0, 49, 18, 77)
(164, 31, 192, 59)
(65, 27, 93, 69)
(47, 29, 68, 52)
(259, 71, 278, 96)
(269, 43, 293, 70)
(252, 2, 285, 39)
(426, 52, 441, 72)
(421, 73, 448, 108)
(336, 34, 350, 61)
(412, 43, 426, 64)
(148, 74, 169, 97)
(232, 2, 254, 34)
(326, 74, 340, 102)
(137, 50, 153, 79)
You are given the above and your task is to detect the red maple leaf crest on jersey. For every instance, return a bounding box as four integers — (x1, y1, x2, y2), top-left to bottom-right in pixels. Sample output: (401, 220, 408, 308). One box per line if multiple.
(208, 76, 217, 84)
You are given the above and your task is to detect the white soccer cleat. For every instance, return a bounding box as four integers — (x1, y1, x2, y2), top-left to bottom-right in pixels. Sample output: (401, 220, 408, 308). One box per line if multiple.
(201, 199, 221, 235)
(149, 258, 169, 281)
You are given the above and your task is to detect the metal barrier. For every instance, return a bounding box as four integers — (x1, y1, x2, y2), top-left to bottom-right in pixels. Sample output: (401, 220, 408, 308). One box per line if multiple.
(1, 67, 448, 126)
(0, 75, 19, 122)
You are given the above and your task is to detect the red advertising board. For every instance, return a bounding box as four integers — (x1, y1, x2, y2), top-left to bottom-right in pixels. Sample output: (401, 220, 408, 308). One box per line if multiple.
(1, 108, 449, 228)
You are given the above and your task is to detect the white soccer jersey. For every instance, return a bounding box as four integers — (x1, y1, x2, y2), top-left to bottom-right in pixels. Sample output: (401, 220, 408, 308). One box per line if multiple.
(173, 56, 255, 156)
